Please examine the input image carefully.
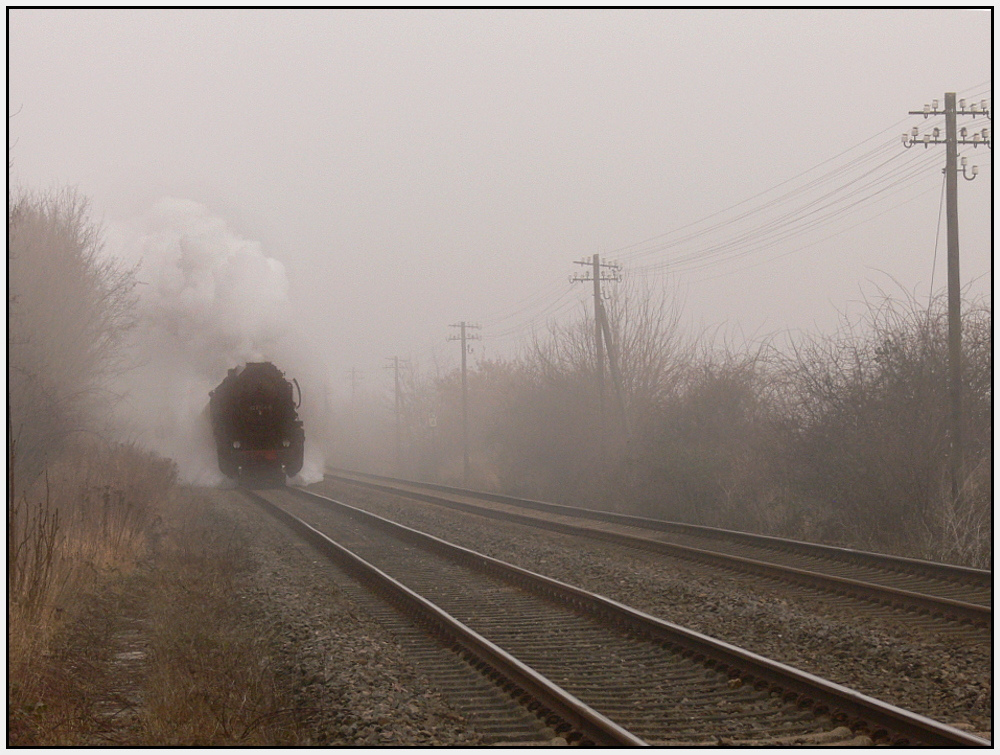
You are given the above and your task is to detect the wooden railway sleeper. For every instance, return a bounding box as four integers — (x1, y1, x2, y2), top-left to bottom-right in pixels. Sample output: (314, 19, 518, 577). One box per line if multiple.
(278, 488, 991, 748)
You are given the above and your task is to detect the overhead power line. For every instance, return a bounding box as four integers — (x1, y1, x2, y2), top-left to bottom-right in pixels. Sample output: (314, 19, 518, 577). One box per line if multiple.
(476, 100, 988, 359)
(903, 92, 991, 507)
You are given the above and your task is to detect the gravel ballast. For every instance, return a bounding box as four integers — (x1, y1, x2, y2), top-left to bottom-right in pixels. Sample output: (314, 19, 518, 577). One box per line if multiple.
(202, 488, 490, 746)
(312, 479, 992, 741)
(136, 482, 988, 745)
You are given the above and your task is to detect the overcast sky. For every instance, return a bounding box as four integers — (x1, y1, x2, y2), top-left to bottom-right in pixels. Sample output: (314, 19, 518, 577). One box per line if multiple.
(8, 9, 992, 401)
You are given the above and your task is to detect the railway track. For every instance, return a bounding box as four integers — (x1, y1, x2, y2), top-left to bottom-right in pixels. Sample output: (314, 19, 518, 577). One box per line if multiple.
(245, 485, 988, 747)
(326, 470, 991, 629)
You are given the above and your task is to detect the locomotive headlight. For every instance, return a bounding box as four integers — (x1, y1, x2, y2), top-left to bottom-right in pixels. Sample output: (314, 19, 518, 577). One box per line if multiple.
(233, 440, 241, 449)
(282, 439, 291, 448)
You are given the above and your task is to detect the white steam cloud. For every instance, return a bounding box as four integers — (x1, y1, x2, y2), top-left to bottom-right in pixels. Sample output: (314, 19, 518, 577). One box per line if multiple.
(110, 198, 327, 485)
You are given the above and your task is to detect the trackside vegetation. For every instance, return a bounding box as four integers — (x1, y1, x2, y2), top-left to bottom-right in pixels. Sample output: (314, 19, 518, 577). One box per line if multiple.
(8, 183, 990, 744)
(7, 190, 307, 745)
(335, 281, 991, 568)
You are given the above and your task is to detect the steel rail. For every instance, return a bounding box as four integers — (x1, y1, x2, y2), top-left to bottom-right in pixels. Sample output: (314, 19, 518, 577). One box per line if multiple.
(329, 468, 989, 587)
(287, 486, 989, 747)
(326, 470, 991, 626)
(242, 489, 647, 747)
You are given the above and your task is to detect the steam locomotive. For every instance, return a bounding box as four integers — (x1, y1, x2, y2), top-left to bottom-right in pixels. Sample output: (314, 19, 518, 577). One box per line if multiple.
(209, 362, 305, 485)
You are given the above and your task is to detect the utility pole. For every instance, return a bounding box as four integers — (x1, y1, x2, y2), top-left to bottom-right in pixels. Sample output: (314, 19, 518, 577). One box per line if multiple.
(903, 93, 990, 503)
(571, 254, 623, 442)
(347, 367, 363, 463)
(348, 367, 363, 403)
(448, 321, 481, 485)
(385, 357, 405, 474)
(599, 303, 629, 435)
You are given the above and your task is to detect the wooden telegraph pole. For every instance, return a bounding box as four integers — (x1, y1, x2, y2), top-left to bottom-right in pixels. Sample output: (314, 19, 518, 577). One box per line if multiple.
(385, 357, 404, 474)
(904, 93, 990, 502)
(571, 254, 623, 446)
(448, 321, 481, 485)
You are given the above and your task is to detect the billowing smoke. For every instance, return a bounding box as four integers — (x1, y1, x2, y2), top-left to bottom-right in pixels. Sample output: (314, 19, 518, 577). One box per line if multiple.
(109, 198, 327, 485)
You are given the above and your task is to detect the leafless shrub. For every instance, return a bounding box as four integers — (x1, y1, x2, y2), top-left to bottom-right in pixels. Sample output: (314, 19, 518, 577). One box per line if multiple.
(773, 289, 991, 560)
(413, 280, 691, 505)
(334, 273, 989, 564)
(619, 334, 789, 527)
(921, 456, 992, 569)
(7, 185, 155, 742)
(7, 475, 60, 622)
(8, 188, 138, 483)
(603, 277, 688, 420)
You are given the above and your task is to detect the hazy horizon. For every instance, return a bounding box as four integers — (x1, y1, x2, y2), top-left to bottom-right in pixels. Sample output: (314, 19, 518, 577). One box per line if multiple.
(8, 9, 992, 404)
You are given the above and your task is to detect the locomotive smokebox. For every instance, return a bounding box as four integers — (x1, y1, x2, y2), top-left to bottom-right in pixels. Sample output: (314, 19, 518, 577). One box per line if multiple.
(209, 362, 305, 486)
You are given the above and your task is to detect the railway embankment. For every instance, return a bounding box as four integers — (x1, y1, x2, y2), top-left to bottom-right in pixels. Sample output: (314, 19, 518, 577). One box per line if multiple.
(8, 482, 487, 746)
(11, 472, 990, 745)
(316, 477, 993, 741)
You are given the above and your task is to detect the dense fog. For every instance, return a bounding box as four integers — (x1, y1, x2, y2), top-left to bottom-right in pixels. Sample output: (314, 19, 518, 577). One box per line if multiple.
(7, 10, 991, 561)
(107, 198, 328, 484)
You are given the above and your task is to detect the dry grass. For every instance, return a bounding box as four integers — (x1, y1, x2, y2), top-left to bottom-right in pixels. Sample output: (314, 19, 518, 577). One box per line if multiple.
(9, 187, 308, 744)
(7, 441, 170, 743)
(132, 493, 311, 746)
(8, 441, 312, 746)
(920, 457, 993, 569)
(8, 442, 169, 620)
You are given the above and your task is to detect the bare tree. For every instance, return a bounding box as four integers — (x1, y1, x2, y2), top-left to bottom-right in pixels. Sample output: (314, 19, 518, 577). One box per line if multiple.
(8, 188, 138, 482)
(774, 289, 991, 561)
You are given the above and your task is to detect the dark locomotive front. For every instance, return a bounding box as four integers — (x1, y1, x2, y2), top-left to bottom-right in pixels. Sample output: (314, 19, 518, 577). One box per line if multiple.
(209, 362, 305, 484)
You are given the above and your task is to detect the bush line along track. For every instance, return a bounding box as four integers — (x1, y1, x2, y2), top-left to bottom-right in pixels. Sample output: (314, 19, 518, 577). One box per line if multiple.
(327, 470, 991, 629)
(244, 486, 988, 747)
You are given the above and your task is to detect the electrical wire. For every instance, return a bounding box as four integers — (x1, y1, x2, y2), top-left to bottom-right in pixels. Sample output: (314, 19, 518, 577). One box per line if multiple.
(927, 170, 947, 308)
(609, 118, 914, 262)
(681, 180, 945, 286)
(630, 147, 943, 278)
(411, 96, 990, 368)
